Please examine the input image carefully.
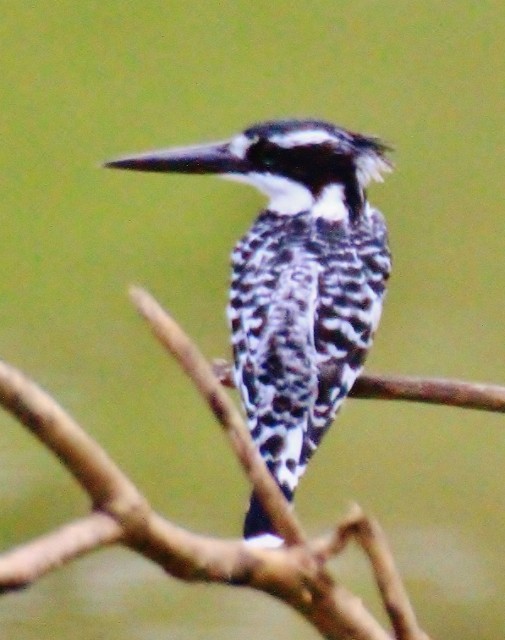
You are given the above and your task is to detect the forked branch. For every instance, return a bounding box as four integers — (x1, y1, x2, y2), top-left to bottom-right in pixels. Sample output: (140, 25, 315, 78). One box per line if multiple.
(8, 285, 502, 638)
(0, 328, 399, 640)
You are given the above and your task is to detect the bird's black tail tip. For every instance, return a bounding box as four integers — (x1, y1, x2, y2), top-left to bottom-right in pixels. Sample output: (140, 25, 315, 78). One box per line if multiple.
(243, 492, 276, 539)
(243, 489, 293, 546)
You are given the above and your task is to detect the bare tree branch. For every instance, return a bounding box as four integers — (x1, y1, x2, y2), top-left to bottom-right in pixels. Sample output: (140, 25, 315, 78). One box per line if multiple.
(0, 288, 440, 640)
(0, 352, 396, 639)
(213, 359, 505, 413)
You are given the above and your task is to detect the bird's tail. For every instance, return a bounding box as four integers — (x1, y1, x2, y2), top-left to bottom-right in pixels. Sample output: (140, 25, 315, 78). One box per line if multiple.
(243, 492, 274, 539)
(243, 483, 294, 540)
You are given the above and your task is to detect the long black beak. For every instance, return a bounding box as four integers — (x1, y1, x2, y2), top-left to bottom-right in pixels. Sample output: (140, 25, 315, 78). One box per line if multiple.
(103, 141, 249, 175)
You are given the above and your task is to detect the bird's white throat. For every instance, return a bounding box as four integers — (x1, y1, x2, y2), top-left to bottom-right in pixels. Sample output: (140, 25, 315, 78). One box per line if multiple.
(223, 172, 350, 220)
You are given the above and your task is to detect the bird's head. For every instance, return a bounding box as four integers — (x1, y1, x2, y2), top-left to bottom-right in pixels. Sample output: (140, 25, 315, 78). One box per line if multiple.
(105, 119, 392, 218)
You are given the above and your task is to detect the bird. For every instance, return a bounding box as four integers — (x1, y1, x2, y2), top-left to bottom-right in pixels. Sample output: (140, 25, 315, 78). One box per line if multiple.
(104, 119, 393, 544)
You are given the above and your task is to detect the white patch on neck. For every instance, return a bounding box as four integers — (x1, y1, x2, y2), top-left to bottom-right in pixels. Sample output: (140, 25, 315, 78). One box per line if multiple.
(223, 173, 351, 219)
(355, 152, 392, 188)
(312, 184, 348, 220)
(362, 201, 375, 219)
(270, 129, 335, 148)
(223, 172, 314, 215)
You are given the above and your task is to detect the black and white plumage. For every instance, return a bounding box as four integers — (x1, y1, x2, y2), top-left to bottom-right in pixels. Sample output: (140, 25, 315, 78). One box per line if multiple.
(104, 119, 392, 543)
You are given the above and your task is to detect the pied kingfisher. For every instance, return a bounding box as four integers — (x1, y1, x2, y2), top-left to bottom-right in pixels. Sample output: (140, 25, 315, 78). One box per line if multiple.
(105, 119, 392, 542)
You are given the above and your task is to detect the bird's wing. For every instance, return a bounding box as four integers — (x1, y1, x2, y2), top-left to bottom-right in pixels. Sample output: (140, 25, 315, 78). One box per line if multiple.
(299, 237, 390, 480)
(229, 243, 320, 498)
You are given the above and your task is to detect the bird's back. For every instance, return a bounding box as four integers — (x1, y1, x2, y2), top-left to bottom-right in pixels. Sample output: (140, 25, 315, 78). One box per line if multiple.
(228, 207, 391, 538)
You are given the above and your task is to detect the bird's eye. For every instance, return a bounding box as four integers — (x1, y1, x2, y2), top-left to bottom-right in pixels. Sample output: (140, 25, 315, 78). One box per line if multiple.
(263, 155, 275, 169)
(249, 140, 277, 169)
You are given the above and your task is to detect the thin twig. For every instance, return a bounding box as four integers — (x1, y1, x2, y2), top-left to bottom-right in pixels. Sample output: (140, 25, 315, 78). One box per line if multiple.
(352, 374, 505, 413)
(314, 505, 431, 640)
(213, 359, 505, 414)
(0, 513, 122, 591)
(129, 286, 306, 547)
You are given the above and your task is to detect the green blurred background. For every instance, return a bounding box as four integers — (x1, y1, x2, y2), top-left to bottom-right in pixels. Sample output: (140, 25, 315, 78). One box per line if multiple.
(1, 2, 504, 638)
